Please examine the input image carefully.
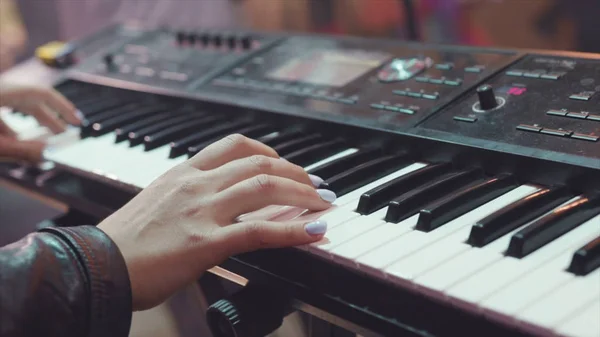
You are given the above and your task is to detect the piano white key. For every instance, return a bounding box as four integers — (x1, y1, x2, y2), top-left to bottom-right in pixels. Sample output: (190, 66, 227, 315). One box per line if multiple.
(413, 188, 544, 297)
(330, 208, 413, 266)
(45, 134, 116, 174)
(517, 268, 600, 334)
(308, 215, 384, 259)
(303, 148, 358, 172)
(480, 215, 600, 322)
(555, 299, 600, 337)
(445, 212, 600, 311)
(383, 185, 541, 283)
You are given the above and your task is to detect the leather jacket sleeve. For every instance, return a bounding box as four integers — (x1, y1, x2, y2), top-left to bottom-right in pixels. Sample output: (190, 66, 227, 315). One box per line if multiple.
(0, 225, 132, 337)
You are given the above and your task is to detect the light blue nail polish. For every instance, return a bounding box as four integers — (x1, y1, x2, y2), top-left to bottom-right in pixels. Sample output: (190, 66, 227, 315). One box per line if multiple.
(309, 174, 324, 188)
(317, 189, 336, 203)
(305, 220, 327, 235)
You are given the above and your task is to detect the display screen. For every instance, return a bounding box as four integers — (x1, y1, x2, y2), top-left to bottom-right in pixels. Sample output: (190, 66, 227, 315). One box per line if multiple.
(267, 50, 391, 87)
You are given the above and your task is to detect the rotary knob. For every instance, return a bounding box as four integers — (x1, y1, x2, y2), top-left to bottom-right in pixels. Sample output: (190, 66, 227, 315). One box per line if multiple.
(476, 84, 499, 110)
(206, 285, 289, 337)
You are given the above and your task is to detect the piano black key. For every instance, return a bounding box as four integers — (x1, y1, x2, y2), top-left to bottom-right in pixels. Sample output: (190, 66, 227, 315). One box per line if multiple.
(78, 99, 126, 117)
(283, 138, 347, 167)
(129, 115, 190, 146)
(467, 186, 572, 247)
(184, 123, 277, 158)
(144, 115, 226, 151)
(319, 153, 412, 197)
(356, 163, 452, 215)
(416, 173, 519, 232)
(385, 168, 484, 223)
(172, 119, 255, 158)
(506, 194, 600, 258)
(80, 103, 143, 138)
(272, 134, 325, 156)
(115, 113, 172, 142)
(568, 236, 600, 276)
(89, 104, 171, 137)
(260, 128, 306, 147)
(307, 147, 385, 180)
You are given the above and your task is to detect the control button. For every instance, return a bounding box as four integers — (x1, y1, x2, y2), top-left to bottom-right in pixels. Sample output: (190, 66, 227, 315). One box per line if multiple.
(384, 105, 400, 112)
(587, 114, 600, 121)
(370, 103, 385, 110)
(476, 84, 499, 110)
(566, 111, 589, 119)
(232, 67, 246, 76)
(337, 98, 356, 105)
(159, 71, 188, 82)
(541, 71, 566, 80)
(103, 53, 115, 68)
(398, 108, 416, 115)
(213, 34, 223, 47)
(429, 78, 444, 84)
(571, 133, 599, 142)
(135, 67, 155, 77)
(506, 70, 524, 76)
(454, 115, 477, 123)
(226, 35, 236, 49)
(422, 92, 439, 100)
(465, 65, 485, 73)
(546, 109, 568, 117)
(176, 31, 186, 44)
(393, 89, 408, 96)
(540, 128, 572, 137)
(240, 35, 252, 50)
(569, 91, 596, 101)
(523, 70, 546, 78)
(443, 78, 463, 86)
(377, 57, 433, 82)
(407, 91, 422, 98)
(516, 124, 542, 132)
(435, 63, 454, 70)
(415, 76, 430, 83)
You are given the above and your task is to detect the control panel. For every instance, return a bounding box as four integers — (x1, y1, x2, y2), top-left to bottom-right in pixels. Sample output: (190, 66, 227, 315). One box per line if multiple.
(420, 54, 600, 158)
(73, 26, 280, 89)
(202, 35, 518, 129)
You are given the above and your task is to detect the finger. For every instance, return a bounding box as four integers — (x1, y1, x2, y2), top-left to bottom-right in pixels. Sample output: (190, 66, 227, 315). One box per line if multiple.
(207, 154, 322, 191)
(2, 87, 79, 125)
(24, 103, 67, 134)
(212, 174, 336, 223)
(26, 87, 79, 125)
(215, 219, 328, 256)
(188, 134, 278, 171)
(0, 135, 44, 163)
(0, 119, 17, 138)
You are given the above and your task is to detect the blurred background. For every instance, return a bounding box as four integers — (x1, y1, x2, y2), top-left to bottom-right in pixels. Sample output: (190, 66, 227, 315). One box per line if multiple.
(2, 0, 600, 73)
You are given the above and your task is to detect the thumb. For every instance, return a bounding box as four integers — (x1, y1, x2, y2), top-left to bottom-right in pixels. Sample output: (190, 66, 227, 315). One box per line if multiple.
(0, 119, 17, 138)
(0, 135, 45, 163)
(218, 219, 328, 256)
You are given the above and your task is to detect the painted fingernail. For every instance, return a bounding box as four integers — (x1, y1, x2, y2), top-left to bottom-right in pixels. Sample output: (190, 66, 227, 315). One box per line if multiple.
(305, 220, 327, 235)
(309, 174, 324, 188)
(317, 189, 336, 203)
(75, 109, 84, 120)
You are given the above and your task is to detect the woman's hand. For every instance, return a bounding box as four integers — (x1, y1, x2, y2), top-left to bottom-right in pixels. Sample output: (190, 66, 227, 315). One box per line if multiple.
(98, 134, 335, 310)
(0, 85, 80, 162)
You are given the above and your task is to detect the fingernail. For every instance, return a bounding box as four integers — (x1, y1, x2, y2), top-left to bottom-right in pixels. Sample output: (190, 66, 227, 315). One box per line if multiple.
(75, 109, 84, 120)
(317, 189, 336, 203)
(309, 174, 323, 188)
(280, 157, 288, 161)
(305, 220, 327, 235)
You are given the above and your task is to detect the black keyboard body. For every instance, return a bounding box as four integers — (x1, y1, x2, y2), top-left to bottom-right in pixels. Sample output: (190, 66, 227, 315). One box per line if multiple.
(1, 23, 599, 337)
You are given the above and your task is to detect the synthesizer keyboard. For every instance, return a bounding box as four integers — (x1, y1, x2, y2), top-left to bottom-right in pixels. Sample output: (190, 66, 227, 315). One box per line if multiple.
(1, 24, 599, 337)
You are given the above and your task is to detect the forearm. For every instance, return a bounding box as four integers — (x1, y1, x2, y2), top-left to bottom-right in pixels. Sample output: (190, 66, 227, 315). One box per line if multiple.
(0, 225, 132, 337)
